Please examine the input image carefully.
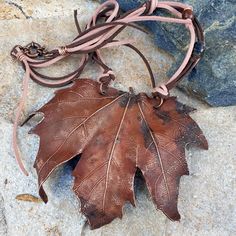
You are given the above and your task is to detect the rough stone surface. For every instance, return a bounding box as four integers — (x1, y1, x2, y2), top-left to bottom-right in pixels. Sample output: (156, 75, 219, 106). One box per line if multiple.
(104, 0, 236, 107)
(0, 0, 236, 235)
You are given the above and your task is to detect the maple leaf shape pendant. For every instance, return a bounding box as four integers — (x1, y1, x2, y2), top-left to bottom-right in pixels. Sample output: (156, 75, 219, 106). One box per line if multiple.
(31, 79, 208, 229)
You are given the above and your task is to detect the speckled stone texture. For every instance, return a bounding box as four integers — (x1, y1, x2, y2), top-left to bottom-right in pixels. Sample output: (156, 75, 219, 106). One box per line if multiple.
(0, 1, 236, 236)
(102, 0, 236, 107)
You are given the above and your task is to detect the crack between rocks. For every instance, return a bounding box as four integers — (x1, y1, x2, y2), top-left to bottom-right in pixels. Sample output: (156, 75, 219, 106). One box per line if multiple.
(162, 217, 168, 236)
(6, 1, 32, 19)
(205, 16, 235, 33)
(0, 194, 7, 236)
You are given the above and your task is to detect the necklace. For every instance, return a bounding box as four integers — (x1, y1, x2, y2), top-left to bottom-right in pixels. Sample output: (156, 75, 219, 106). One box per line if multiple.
(11, 0, 207, 229)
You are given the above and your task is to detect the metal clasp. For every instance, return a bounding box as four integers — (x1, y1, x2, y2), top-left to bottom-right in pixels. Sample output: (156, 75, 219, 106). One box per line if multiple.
(22, 42, 53, 59)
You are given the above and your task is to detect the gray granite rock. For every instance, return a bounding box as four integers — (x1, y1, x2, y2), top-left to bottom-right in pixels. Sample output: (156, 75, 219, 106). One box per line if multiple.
(102, 0, 236, 107)
(0, 0, 236, 235)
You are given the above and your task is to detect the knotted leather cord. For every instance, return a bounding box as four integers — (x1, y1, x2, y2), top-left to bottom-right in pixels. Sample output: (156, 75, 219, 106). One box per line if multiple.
(11, 0, 205, 175)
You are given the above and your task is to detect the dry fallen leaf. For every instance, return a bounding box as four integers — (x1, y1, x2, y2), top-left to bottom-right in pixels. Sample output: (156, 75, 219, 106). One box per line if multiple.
(30, 79, 208, 229)
(16, 194, 42, 203)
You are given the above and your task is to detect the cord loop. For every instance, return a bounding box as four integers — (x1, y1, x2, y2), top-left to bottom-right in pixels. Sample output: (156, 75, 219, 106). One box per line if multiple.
(147, 0, 159, 15)
(152, 84, 170, 98)
(98, 69, 115, 94)
(11, 46, 26, 62)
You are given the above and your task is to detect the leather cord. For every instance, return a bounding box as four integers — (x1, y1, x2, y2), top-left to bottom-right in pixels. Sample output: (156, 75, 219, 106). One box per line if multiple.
(11, 0, 205, 95)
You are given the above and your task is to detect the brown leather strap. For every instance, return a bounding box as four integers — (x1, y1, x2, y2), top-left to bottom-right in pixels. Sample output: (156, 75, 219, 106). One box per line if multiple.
(164, 10, 205, 91)
(11, 0, 205, 96)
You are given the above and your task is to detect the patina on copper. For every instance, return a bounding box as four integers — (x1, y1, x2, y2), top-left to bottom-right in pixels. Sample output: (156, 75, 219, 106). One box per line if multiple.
(31, 79, 208, 229)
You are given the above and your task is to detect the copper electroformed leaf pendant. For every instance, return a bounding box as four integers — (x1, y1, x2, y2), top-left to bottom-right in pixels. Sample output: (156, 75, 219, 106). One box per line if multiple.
(10, 0, 208, 230)
(31, 79, 208, 229)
